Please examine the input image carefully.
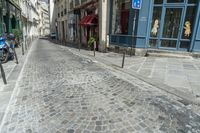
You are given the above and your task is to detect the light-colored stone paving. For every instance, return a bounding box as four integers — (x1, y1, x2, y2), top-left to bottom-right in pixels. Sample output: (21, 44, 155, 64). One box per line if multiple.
(67, 48, 200, 99)
(0, 41, 33, 127)
(0, 46, 23, 89)
(0, 39, 200, 133)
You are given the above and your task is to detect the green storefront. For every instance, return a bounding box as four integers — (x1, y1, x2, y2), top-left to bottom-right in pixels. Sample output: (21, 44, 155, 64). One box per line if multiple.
(0, 0, 3, 34)
(1, 0, 21, 35)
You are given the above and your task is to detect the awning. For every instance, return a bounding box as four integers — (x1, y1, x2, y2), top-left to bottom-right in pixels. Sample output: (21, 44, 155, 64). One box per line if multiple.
(79, 15, 98, 26)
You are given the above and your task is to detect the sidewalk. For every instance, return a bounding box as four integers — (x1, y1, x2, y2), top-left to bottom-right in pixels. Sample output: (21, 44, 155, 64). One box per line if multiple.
(56, 43, 200, 104)
(0, 46, 23, 88)
(0, 41, 34, 124)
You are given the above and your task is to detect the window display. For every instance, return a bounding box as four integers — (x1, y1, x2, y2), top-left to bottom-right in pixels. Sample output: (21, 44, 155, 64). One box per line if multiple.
(112, 0, 130, 35)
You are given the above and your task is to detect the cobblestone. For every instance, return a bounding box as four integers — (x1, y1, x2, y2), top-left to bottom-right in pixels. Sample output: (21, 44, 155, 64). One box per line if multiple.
(0, 39, 200, 133)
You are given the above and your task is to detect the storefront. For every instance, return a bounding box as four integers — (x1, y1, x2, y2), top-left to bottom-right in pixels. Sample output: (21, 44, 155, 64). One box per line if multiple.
(78, 0, 98, 48)
(1, 0, 21, 34)
(109, 0, 200, 52)
(0, 0, 2, 34)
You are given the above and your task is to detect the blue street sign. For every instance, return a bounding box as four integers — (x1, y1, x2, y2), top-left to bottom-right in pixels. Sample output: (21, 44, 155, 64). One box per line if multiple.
(132, 0, 142, 9)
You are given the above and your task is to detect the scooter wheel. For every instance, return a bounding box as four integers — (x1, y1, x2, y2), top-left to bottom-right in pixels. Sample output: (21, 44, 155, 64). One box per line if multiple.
(0, 50, 9, 63)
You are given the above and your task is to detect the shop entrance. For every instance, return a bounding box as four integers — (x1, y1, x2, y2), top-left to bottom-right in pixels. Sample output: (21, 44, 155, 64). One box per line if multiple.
(161, 7, 183, 48)
(149, 1, 197, 51)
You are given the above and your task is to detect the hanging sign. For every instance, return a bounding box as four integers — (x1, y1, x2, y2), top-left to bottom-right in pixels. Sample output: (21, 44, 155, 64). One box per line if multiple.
(132, 0, 142, 9)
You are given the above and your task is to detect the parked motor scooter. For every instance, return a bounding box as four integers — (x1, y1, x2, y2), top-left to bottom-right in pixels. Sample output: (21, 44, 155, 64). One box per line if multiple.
(0, 34, 16, 63)
(0, 36, 10, 63)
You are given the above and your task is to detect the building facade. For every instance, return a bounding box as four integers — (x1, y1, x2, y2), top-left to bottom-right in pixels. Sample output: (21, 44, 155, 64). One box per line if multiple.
(109, 0, 200, 54)
(49, 0, 56, 34)
(52, 0, 106, 50)
(38, 0, 50, 36)
(20, 0, 40, 42)
(50, 0, 200, 54)
(0, 0, 21, 35)
(0, 0, 3, 34)
(54, 0, 68, 42)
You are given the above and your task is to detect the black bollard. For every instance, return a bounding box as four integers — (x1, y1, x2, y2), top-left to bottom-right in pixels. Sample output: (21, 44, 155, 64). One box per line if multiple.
(122, 51, 126, 68)
(93, 41, 96, 57)
(0, 61, 7, 84)
(25, 37, 27, 50)
(22, 41, 24, 55)
(13, 48, 18, 64)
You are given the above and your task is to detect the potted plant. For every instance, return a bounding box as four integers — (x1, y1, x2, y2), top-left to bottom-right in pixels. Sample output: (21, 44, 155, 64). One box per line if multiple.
(12, 29, 22, 47)
(88, 36, 97, 50)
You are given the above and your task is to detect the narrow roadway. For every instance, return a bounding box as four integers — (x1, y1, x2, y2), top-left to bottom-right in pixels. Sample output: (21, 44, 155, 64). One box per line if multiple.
(0, 39, 200, 133)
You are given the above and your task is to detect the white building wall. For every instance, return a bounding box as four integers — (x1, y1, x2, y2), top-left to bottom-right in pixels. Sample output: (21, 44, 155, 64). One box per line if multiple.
(49, 0, 56, 33)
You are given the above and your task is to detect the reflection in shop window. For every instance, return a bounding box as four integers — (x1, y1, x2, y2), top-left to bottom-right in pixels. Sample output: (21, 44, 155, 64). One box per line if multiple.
(154, 0, 163, 4)
(188, 0, 197, 4)
(149, 39, 157, 48)
(112, 0, 130, 35)
(162, 8, 182, 38)
(167, 0, 184, 3)
(161, 40, 176, 48)
(180, 41, 190, 49)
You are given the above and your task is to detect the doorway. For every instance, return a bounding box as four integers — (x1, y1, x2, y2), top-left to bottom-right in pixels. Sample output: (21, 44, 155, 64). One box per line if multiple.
(62, 21, 65, 43)
(149, 1, 197, 51)
(160, 7, 183, 48)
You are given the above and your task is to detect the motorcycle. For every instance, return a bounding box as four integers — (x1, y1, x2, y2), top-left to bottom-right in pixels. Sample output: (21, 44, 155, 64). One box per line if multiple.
(0, 36, 10, 63)
(0, 34, 15, 63)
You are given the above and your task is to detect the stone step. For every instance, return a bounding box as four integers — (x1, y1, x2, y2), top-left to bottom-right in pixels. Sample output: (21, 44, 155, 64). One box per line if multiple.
(146, 49, 193, 59)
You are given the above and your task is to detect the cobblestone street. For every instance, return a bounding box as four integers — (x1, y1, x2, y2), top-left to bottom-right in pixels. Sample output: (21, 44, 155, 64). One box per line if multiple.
(0, 39, 200, 133)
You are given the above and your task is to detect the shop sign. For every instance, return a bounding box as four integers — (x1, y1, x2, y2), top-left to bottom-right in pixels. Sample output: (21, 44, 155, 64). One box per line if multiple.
(132, 0, 142, 9)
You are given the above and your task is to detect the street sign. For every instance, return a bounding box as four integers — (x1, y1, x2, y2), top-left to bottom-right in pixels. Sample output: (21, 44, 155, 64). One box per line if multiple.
(132, 0, 142, 9)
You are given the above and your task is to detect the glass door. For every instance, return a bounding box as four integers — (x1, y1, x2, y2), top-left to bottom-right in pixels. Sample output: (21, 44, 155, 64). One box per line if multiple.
(149, 0, 198, 51)
(160, 7, 183, 49)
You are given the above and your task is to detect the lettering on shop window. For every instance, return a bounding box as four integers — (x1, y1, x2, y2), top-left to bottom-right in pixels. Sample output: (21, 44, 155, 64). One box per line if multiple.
(139, 17, 147, 21)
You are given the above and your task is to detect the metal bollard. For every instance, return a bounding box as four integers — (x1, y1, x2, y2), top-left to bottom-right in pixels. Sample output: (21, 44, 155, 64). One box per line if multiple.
(0, 61, 7, 84)
(25, 37, 27, 50)
(93, 41, 96, 57)
(22, 41, 24, 55)
(13, 48, 18, 64)
(21, 42, 24, 55)
(122, 51, 126, 68)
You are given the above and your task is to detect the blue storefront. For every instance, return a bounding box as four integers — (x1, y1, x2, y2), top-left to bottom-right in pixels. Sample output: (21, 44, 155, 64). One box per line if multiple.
(109, 0, 200, 52)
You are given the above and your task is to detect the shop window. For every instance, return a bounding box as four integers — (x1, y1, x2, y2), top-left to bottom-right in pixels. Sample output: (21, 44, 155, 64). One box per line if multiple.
(81, 0, 87, 4)
(70, 0, 73, 10)
(161, 40, 176, 48)
(180, 41, 190, 49)
(154, 0, 163, 4)
(167, 0, 184, 3)
(182, 6, 196, 39)
(75, 0, 80, 6)
(149, 39, 158, 48)
(150, 7, 162, 37)
(112, 0, 130, 35)
(188, 0, 197, 4)
(162, 8, 182, 38)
